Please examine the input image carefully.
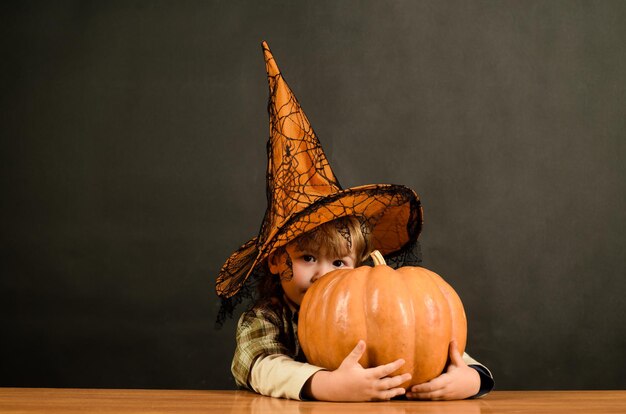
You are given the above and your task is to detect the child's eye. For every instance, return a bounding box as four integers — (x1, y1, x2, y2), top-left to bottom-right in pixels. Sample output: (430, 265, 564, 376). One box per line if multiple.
(303, 255, 316, 263)
(332, 260, 346, 267)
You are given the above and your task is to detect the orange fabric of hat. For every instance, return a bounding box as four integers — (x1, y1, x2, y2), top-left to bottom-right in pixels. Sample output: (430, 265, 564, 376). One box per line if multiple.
(215, 42, 423, 300)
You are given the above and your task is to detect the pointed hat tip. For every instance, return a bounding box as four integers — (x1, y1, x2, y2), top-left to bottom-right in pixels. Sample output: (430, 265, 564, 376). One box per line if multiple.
(261, 41, 280, 78)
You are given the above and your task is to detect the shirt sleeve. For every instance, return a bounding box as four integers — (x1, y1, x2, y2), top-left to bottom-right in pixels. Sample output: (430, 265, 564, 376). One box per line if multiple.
(462, 352, 495, 398)
(231, 307, 323, 400)
(231, 310, 286, 388)
(250, 354, 324, 400)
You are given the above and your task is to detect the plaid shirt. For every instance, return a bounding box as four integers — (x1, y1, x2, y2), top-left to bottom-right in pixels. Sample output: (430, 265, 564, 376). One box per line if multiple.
(231, 296, 307, 388)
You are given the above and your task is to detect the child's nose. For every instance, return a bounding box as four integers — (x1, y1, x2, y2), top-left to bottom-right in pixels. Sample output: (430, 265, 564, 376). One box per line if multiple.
(313, 262, 335, 282)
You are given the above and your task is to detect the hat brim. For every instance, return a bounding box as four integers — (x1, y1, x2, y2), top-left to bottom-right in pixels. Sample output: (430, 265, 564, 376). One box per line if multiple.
(216, 183, 422, 299)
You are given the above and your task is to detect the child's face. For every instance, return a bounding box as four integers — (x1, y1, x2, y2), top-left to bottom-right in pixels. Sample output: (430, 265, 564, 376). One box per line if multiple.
(269, 243, 357, 306)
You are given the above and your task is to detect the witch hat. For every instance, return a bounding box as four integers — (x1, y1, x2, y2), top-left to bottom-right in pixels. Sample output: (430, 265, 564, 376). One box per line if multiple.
(216, 41, 423, 299)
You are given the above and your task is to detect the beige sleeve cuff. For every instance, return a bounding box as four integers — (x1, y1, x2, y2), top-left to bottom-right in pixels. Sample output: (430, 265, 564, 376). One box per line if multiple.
(249, 354, 325, 400)
(462, 352, 480, 366)
(463, 352, 494, 378)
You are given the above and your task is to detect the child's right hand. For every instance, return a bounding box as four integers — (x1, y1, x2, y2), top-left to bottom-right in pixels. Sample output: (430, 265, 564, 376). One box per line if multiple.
(303, 340, 411, 401)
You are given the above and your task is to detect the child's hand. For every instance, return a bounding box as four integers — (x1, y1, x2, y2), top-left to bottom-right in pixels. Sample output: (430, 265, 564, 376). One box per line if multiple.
(304, 340, 411, 401)
(406, 340, 480, 400)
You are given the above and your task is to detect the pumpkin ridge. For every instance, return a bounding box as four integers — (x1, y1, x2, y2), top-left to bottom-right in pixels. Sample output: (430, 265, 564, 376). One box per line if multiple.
(363, 267, 375, 366)
(321, 271, 345, 369)
(423, 268, 467, 355)
(399, 270, 416, 385)
(353, 267, 369, 367)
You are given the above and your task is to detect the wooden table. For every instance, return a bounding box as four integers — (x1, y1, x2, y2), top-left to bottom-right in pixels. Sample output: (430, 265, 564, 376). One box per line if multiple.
(1, 388, 625, 413)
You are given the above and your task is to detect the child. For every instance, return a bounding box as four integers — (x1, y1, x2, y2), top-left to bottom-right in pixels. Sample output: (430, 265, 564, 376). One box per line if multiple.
(215, 42, 494, 401)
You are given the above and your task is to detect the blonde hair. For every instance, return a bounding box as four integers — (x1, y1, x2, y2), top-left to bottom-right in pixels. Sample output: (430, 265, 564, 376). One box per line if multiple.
(292, 216, 370, 265)
(256, 217, 370, 303)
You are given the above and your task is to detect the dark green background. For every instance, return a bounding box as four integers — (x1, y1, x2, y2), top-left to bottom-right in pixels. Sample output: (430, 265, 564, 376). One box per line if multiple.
(2, 1, 625, 390)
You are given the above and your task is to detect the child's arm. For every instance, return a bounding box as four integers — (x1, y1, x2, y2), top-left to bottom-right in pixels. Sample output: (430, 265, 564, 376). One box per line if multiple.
(232, 307, 324, 400)
(406, 340, 482, 400)
(302, 340, 412, 401)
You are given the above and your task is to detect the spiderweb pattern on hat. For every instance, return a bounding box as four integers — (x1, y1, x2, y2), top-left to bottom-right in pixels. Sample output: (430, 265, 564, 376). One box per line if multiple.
(215, 42, 423, 324)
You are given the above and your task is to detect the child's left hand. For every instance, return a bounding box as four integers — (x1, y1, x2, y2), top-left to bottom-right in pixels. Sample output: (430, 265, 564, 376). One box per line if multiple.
(406, 340, 480, 400)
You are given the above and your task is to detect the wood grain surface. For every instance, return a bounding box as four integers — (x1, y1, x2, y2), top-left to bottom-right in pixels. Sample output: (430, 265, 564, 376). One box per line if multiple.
(1, 388, 625, 413)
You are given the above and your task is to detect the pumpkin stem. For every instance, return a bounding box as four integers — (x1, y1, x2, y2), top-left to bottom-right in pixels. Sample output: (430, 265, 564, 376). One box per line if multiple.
(370, 250, 387, 266)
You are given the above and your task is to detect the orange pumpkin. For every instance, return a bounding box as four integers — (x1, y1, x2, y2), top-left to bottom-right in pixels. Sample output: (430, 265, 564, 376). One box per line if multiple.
(298, 250, 467, 387)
